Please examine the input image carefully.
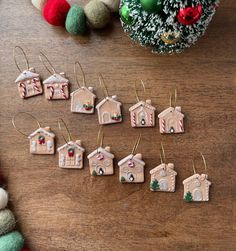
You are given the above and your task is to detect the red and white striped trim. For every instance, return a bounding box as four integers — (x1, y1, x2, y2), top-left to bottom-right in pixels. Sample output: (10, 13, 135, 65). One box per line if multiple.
(19, 82, 26, 98)
(179, 119, 184, 132)
(32, 78, 40, 93)
(160, 118, 165, 133)
(47, 86, 54, 99)
(60, 84, 67, 99)
(150, 113, 153, 126)
(132, 112, 136, 127)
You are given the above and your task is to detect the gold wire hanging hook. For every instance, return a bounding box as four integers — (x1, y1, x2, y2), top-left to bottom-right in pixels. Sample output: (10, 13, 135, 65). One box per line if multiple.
(200, 152, 207, 173)
(174, 87, 177, 107)
(192, 159, 196, 174)
(160, 153, 163, 164)
(98, 74, 109, 98)
(169, 92, 172, 107)
(131, 133, 141, 155)
(39, 51, 56, 75)
(74, 61, 86, 88)
(12, 112, 41, 137)
(97, 126, 104, 149)
(58, 118, 72, 144)
(13, 46, 30, 73)
(160, 142, 166, 163)
(134, 82, 139, 103)
(134, 80, 146, 103)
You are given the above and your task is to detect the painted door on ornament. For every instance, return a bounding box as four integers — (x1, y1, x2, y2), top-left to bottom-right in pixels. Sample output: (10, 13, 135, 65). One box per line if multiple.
(166, 118, 176, 133)
(102, 112, 110, 124)
(159, 179, 168, 191)
(138, 110, 148, 126)
(127, 172, 136, 182)
(97, 165, 106, 175)
(75, 101, 83, 112)
(193, 189, 203, 201)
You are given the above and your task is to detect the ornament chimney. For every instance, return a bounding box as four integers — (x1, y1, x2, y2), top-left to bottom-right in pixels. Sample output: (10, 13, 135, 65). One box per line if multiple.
(134, 153, 142, 160)
(29, 67, 35, 73)
(175, 106, 181, 112)
(111, 95, 117, 100)
(104, 146, 111, 152)
(88, 86, 94, 92)
(167, 163, 174, 169)
(146, 99, 152, 105)
(76, 140, 82, 146)
(44, 126, 51, 132)
(60, 72, 66, 77)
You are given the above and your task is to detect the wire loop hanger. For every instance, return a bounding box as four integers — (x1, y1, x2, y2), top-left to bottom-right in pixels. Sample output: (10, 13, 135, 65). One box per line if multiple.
(169, 88, 177, 107)
(134, 80, 146, 103)
(160, 142, 166, 164)
(74, 61, 86, 88)
(200, 152, 207, 173)
(58, 118, 72, 144)
(99, 74, 109, 98)
(13, 46, 30, 73)
(97, 126, 104, 149)
(131, 134, 141, 155)
(12, 112, 41, 137)
(39, 51, 56, 75)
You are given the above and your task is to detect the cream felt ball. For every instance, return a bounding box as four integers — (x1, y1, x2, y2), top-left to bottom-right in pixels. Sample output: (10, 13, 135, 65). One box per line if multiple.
(84, 0, 111, 29)
(0, 188, 8, 210)
(0, 209, 16, 236)
(100, 0, 120, 12)
(0, 231, 24, 251)
(31, 0, 47, 11)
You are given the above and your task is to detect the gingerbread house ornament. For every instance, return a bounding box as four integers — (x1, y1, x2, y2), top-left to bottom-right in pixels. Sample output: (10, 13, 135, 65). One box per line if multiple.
(43, 73, 70, 100)
(96, 96, 122, 125)
(158, 106, 184, 134)
(57, 140, 85, 169)
(150, 163, 177, 192)
(129, 100, 156, 127)
(28, 127, 55, 154)
(87, 146, 114, 176)
(118, 153, 145, 183)
(71, 86, 96, 114)
(183, 173, 211, 202)
(15, 68, 43, 99)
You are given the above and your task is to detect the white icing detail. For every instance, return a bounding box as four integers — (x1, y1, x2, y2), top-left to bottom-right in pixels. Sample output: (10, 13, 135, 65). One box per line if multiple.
(60, 154, 65, 166)
(159, 179, 168, 191)
(47, 140, 53, 151)
(104, 159, 111, 167)
(193, 189, 203, 201)
(76, 154, 82, 166)
(102, 112, 110, 123)
(76, 102, 83, 112)
(194, 179, 201, 187)
(31, 140, 37, 152)
(160, 170, 167, 177)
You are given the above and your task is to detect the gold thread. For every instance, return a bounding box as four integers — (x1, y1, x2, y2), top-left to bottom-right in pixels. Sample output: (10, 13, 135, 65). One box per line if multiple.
(39, 51, 56, 75)
(74, 61, 86, 88)
(200, 152, 207, 173)
(99, 74, 109, 97)
(134, 80, 146, 103)
(160, 142, 166, 163)
(58, 118, 72, 143)
(192, 159, 196, 174)
(12, 112, 41, 137)
(13, 46, 30, 73)
(131, 134, 141, 155)
(97, 126, 104, 149)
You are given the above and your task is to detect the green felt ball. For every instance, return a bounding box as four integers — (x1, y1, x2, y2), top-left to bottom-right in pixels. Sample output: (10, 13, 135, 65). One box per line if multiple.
(84, 0, 111, 29)
(65, 5, 86, 35)
(0, 231, 24, 251)
(140, 0, 162, 13)
(0, 209, 16, 236)
(120, 5, 133, 25)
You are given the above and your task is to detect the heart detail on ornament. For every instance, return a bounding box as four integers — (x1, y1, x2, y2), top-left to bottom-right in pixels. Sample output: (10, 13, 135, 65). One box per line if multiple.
(128, 160, 135, 168)
(97, 153, 104, 160)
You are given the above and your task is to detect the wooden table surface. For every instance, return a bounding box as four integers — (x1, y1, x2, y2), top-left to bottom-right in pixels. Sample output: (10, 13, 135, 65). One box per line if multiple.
(0, 1, 235, 250)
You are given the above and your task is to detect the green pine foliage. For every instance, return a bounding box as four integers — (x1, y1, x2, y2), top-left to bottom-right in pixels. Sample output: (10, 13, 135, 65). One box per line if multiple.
(184, 191, 193, 202)
(92, 170, 97, 176)
(120, 0, 219, 54)
(150, 179, 159, 191)
(120, 176, 126, 183)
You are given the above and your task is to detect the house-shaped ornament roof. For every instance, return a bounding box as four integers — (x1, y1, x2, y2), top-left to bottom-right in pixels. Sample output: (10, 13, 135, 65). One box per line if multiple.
(183, 173, 211, 186)
(129, 100, 156, 112)
(57, 141, 85, 152)
(87, 147, 114, 159)
(96, 96, 121, 110)
(28, 127, 55, 139)
(43, 73, 69, 85)
(70, 86, 96, 98)
(158, 106, 184, 119)
(118, 154, 145, 167)
(150, 163, 177, 176)
(15, 70, 39, 83)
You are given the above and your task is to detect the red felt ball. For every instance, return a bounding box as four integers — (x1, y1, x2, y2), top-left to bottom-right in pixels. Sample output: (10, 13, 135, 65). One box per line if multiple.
(43, 0, 71, 26)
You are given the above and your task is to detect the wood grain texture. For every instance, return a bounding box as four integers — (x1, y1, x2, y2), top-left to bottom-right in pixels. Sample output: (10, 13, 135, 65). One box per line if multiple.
(0, 0, 236, 250)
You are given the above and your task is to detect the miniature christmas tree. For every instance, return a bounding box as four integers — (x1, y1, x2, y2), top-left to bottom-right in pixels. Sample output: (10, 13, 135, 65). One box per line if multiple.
(92, 170, 97, 176)
(120, 176, 126, 183)
(150, 179, 159, 191)
(120, 0, 219, 54)
(184, 191, 193, 202)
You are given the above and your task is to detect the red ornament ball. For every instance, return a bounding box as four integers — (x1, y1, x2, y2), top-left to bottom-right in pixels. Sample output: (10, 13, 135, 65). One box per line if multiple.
(177, 5, 202, 25)
(43, 0, 71, 26)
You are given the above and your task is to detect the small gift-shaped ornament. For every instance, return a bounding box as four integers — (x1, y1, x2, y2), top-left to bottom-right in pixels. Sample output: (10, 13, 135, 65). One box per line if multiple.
(13, 46, 43, 99)
(88, 146, 114, 176)
(183, 154, 211, 202)
(39, 52, 70, 100)
(28, 127, 55, 154)
(71, 62, 96, 114)
(57, 140, 85, 169)
(118, 134, 145, 183)
(158, 91, 184, 134)
(129, 81, 156, 127)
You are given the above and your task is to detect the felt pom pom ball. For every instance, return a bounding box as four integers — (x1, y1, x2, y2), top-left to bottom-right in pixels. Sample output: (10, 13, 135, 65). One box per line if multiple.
(84, 0, 111, 29)
(0, 188, 8, 210)
(66, 5, 86, 35)
(0, 209, 16, 236)
(0, 231, 24, 251)
(43, 0, 71, 26)
(31, 0, 47, 11)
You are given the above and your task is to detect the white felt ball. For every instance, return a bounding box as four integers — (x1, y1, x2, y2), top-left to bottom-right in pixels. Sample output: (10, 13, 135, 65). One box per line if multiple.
(31, 0, 47, 11)
(100, 0, 120, 12)
(0, 188, 8, 210)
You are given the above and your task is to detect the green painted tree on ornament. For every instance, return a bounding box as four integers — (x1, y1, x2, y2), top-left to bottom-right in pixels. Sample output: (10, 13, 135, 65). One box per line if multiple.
(150, 179, 159, 191)
(120, 0, 219, 54)
(184, 191, 193, 202)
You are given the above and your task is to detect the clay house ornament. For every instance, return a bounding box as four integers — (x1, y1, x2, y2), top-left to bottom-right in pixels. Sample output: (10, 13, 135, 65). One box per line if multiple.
(129, 100, 156, 127)
(28, 127, 55, 154)
(87, 146, 115, 176)
(71, 61, 97, 114)
(150, 163, 177, 192)
(57, 140, 85, 169)
(43, 72, 70, 100)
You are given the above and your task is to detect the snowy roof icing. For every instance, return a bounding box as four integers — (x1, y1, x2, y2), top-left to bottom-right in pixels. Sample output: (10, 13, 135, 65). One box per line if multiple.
(28, 127, 55, 139)
(43, 73, 69, 85)
(158, 107, 184, 119)
(150, 163, 177, 175)
(15, 70, 39, 83)
(182, 173, 211, 186)
(129, 100, 156, 112)
(70, 86, 96, 98)
(57, 141, 85, 152)
(96, 97, 121, 109)
(87, 147, 114, 159)
(118, 154, 145, 167)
